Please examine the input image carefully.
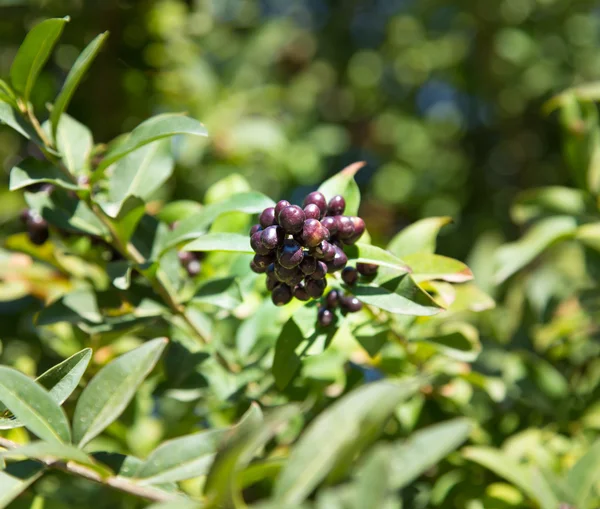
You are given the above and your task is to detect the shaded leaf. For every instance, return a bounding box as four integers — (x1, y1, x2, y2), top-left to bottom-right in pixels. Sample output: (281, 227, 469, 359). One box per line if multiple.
(96, 114, 208, 173)
(449, 283, 495, 312)
(387, 217, 452, 257)
(344, 243, 410, 273)
(106, 261, 132, 290)
(403, 253, 473, 283)
(37, 288, 102, 326)
(565, 439, 600, 508)
(0, 100, 39, 140)
(50, 32, 108, 139)
(273, 318, 305, 390)
(191, 277, 242, 311)
(10, 17, 69, 100)
(157, 200, 203, 224)
(183, 233, 253, 254)
(10, 159, 80, 191)
(136, 428, 228, 485)
(318, 162, 364, 216)
(511, 186, 591, 224)
(73, 338, 167, 447)
(420, 323, 481, 362)
(0, 366, 70, 443)
(0, 461, 44, 508)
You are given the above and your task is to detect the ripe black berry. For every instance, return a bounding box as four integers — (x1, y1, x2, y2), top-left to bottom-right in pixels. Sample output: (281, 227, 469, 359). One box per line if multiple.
(325, 290, 340, 309)
(250, 259, 267, 273)
(293, 284, 310, 301)
(303, 203, 321, 220)
(278, 239, 304, 269)
(250, 224, 262, 236)
(327, 195, 346, 216)
(336, 216, 355, 240)
(27, 215, 49, 246)
(254, 253, 274, 271)
(341, 295, 363, 313)
(272, 284, 293, 306)
(306, 278, 326, 298)
(260, 207, 277, 228)
(311, 261, 328, 280)
(327, 245, 348, 273)
(303, 191, 327, 216)
(317, 307, 334, 327)
(266, 277, 278, 291)
(275, 200, 291, 217)
(261, 225, 283, 251)
(341, 266, 358, 286)
(320, 216, 338, 235)
(299, 255, 317, 275)
(278, 205, 305, 234)
(266, 263, 276, 279)
(357, 263, 378, 276)
(301, 219, 328, 248)
(274, 263, 300, 283)
(251, 231, 271, 255)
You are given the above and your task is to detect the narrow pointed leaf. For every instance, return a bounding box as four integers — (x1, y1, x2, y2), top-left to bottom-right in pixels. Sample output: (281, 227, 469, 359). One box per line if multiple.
(51, 114, 93, 175)
(10, 17, 69, 100)
(10, 159, 80, 191)
(387, 217, 452, 257)
(50, 32, 108, 139)
(0, 462, 44, 508)
(136, 428, 227, 484)
(0, 442, 94, 467)
(73, 338, 167, 447)
(565, 439, 600, 508)
(183, 233, 253, 253)
(37, 288, 102, 326)
(344, 243, 410, 273)
(403, 253, 473, 283)
(96, 114, 208, 173)
(318, 162, 364, 216)
(0, 366, 70, 443)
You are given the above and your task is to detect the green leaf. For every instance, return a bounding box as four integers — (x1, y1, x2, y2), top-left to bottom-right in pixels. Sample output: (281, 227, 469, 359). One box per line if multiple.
(511, 186, 591, 224)
(494, 216, 577, 283)
(349, 274, 442, 316)
(344, 243, 410, 273)
(156, 200, 203, 224)
(106, 261, 132, 290)
(50, 32, 108, 139)
(73, 338, 168, 447)
(449, 283, 495, 312)
(51, 114, 94, 176)
(0, 349, 92, 430)
(104, 196, 146, 244)
(403, 253, 473, 283)
(96, 114, 208, 173)
(463, 447, 560, 509)
(136, 428, 227, 484)
(0, 441, 95, 466)
(0, 462, 44, 508)
(10, 17, 69, 100)
(273, 318, 305, 390)
(565, 439, 600, 508)
(423, 323, 481, 362)
(191, 277, 242, 311)
(162, 192, 275, 252)
(0, 79, 18, 108)
(145, 501, 200, 509)
(10, 159, 80, 192)
(318, 161, 364, 216)
(205, 404, 298, 508)
(576, 222, 600, 252)
(106, 139, 174, 217)
(387, 217, 452, 257)
(183, 233, 253, 254)
(384, 418, 471, 489)
(0, 366, 70, 444)
(37, 288, 102, 326)
(0, 100, 39, 140)
(274, 378, 422, 505)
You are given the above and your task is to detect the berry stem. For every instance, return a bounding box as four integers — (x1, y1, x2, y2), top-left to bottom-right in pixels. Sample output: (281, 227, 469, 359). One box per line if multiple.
(21, 108, 237, 374)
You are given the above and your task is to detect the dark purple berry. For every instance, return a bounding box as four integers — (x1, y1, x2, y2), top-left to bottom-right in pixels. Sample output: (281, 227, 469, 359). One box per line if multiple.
(327, 195, 346, 216)
(278, 205, 305, 234)
(357, 263, 379, 276)
(278, 239, 304, 269)
(260, 207, 277, 228)
(327, 245, 348, 273)
(306, 278, 326, 298)
(301, 219, 328, 248)
(254, 253, 274, 271)
(250, 224, 262, 236)
(261, 225, 283, 250)
(320, 216, 338, 236)
(311, 261, 328, 280)
(325, 290, 340, 309)
(272, 284, 293, 306)
(303, 203, 321, 220)
(293, 284, 310, 301)
(314, 240, 335, 261)
(250, 260, 267, 273)
(345, 217, 365, 244)
(178, 251, 196, 265)
(299, 255, 317, 275)
(341, 295, 363, 313)
(274, 263, 300, 283)
(336, 216, 355, 240)
(288, 271, 305, 286)
(275, 200, 291, 218)
(317, 307, 334, 327)
(341, 266, 358, 286)
(303, 191, 327, 216)
(186, 259, 201, 277)
(266, 263, 276, 280)
(266, 277, 278, 291)
(251, 231, 271, 255)
(27, 215, 49, 246)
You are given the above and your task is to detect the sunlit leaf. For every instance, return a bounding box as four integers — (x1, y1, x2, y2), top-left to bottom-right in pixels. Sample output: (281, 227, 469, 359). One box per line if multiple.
(318, 162, 364, 216)
(387, 217, 452, 257)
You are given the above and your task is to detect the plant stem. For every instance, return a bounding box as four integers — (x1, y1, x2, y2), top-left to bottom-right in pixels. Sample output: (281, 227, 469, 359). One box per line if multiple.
(0, 437, 180, 503)
(23, 108, 237, 373)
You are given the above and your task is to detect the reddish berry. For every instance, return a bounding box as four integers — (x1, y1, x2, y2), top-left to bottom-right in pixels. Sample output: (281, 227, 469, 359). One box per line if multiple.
(303, 203, 321, 220)
(357, 263, 378, 276)
(275, 200, 291, 217)
(336, 216, 355, 240)
(320, 216, 338, 235)
(261, 225, 283, 250)
(327, 195, 346, 216)
(327, 245, 348, 273)
(303, 191, 327, 216)
(272, 284, 293, 306)
(341, 266, 358, 286)
(306, 278, 326, 298)
(250, 224, 262, 236)
(260, 207, 277, 228)
(251, 231, 271, 255)
(301, 219, 328, 248)
(278, 205, 305, 234)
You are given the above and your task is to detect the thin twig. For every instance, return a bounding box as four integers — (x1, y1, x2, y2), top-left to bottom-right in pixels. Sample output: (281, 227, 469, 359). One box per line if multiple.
(0, 437, 178, 503)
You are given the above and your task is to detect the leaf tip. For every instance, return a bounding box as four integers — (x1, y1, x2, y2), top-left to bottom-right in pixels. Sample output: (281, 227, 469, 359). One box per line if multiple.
(341, 161, 366, 177)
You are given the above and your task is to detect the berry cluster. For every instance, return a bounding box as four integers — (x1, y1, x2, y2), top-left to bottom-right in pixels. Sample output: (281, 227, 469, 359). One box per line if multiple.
(250, 191, 367, 307)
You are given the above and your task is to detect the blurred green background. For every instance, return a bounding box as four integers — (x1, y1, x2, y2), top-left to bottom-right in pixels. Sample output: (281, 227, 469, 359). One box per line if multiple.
(2, 0, 599, 258)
